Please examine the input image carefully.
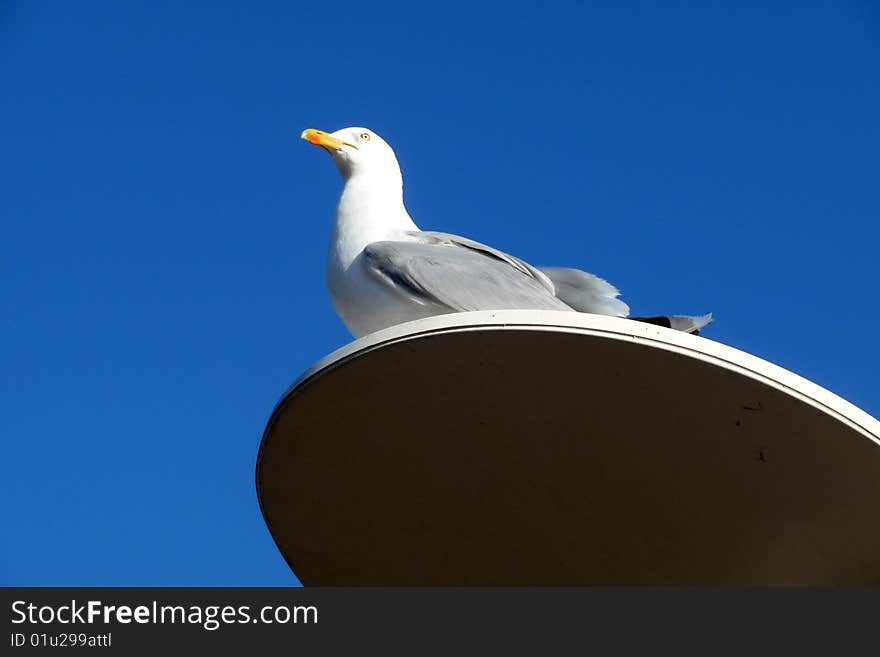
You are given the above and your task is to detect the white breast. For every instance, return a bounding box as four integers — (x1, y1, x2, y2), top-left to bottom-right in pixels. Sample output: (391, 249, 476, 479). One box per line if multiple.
(324, 173, 430, 338)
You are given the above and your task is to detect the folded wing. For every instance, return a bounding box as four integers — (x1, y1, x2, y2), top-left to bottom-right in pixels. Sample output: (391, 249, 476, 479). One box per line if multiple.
(364, 232, 571, 312)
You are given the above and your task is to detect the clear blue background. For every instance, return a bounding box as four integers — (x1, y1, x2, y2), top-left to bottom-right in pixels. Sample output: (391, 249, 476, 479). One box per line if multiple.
(2, 1, 878, 585)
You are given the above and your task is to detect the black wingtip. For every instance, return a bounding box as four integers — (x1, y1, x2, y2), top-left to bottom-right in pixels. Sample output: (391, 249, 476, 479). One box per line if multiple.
(630, 316, 672, 329)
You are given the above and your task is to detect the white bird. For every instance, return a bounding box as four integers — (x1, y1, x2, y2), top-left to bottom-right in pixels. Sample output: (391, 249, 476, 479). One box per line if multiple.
(302, 126, 712, 339)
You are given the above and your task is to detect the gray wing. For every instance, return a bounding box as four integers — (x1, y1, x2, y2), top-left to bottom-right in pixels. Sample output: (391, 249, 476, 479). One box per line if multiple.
(416, 233, 629, 316)
(414, 231, 557, 294)
(363, 232, 573, 312)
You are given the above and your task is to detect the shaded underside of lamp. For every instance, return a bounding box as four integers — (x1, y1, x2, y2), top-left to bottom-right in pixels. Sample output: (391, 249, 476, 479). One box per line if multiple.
(256, 311, 880, 585)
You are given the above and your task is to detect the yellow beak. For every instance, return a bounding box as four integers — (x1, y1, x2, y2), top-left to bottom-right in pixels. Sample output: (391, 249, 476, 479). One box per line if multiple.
(301, 128, 357, 152)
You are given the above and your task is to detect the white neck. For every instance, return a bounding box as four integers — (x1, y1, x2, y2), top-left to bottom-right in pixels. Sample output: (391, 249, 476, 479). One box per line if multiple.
(329, 169, 419, 270)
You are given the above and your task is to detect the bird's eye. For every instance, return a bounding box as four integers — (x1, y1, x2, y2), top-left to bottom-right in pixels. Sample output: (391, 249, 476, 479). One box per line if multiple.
(360, 132, 371, 141)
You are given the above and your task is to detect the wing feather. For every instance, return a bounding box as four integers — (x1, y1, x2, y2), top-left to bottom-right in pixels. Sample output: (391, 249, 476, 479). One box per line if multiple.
(364, 236, 571, 312)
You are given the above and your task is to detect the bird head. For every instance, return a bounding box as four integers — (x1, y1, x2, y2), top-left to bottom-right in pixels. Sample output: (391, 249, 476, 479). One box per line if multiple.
(301, 127, 400, 181)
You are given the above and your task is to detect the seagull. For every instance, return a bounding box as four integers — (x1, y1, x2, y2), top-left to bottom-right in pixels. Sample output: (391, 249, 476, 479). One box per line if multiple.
(302, 126, 712, 339)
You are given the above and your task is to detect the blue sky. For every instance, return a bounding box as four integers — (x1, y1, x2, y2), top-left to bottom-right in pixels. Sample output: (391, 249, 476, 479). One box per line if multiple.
(2, 1, 878, 585)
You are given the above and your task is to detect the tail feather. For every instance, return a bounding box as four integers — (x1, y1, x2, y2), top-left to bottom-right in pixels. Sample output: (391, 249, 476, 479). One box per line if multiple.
(539, 267, 630, 317)
(537, 266, 713, 336)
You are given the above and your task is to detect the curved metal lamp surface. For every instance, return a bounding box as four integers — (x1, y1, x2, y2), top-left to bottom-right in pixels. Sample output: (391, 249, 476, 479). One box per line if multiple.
(256, 311, 880, 585)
